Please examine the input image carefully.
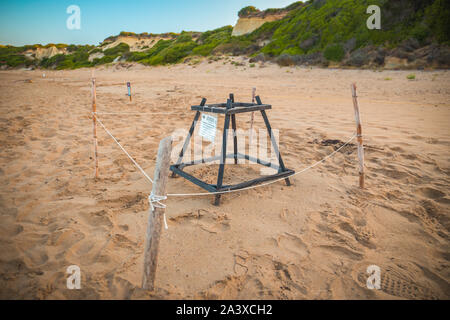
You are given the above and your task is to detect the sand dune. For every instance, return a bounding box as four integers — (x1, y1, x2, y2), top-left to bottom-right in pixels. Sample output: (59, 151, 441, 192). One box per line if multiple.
(0, 61, 449, 299)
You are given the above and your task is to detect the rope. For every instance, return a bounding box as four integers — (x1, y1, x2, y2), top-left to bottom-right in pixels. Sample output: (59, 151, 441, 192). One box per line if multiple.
(167, 133, 356, 197)
(94, 114, 154, 184)
(149, 192, 169, 230)
(93, 110, 356, 197)
(93, 112, 178, 116)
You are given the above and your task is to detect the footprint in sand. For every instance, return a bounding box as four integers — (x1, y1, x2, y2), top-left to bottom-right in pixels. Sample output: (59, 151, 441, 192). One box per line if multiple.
(0, 223, 24, 238)
(351, 262, 444, 299)
(338, 221, 376, 249)
(79, 210, 113, 230)
(417, 187, 445, 200)
(49, 228, 85, 250)
(274, 233, 309, 260)
(169, 209, 230, 233)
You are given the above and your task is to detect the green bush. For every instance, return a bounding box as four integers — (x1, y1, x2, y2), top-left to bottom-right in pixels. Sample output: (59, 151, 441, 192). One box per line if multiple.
(324, 44, 345, 62)
(103, 43, 130, 56)
(1, 54, 27, 67)
(158, 41, 197, 63)
(238, 6, 260, 18)
(1, 0, 448, 69)
(424, 0, 450, 43)
(193, 26, 232, 56)
(92, 56, 114, 65)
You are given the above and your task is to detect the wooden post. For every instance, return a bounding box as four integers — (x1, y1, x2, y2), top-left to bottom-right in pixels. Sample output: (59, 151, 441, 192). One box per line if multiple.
(351, 83, 364, 188)
(142, 136, 173, 290)
(127, 82, 132, 101)
(92, 77, 99, 179)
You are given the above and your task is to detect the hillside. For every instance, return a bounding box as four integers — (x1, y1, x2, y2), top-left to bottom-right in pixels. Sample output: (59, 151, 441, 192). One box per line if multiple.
(1, 0, 449, 70)
(232, 2, 304, 36)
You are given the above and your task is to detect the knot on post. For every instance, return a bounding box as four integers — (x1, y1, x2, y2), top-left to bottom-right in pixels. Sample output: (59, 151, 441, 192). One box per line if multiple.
(149, 192, 167, 211)
(149, 192, 168, 230)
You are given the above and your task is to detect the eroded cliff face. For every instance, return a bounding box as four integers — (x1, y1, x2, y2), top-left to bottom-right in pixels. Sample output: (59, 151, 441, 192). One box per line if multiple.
(100, 35, 174, 52)
(232, 13, 286, 36)
(24, 46, 67, 60)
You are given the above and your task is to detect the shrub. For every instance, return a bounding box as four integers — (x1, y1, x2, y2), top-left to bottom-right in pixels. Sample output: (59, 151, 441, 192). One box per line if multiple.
(158, 41, 197, 64)
(407, 74, 416, 80)
(324, 44, 345, 62)
(2, 55, 27, 67)
(103, 43, 130, 56)
(92, 56, 114, 65)
(238, 6, 260, 18)
(275, 54, 301, 66)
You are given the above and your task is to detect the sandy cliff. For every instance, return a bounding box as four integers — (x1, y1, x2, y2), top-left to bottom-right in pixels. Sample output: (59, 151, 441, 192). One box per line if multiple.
(232, 13, 286, 36)
(24, 46, 67, 60)
(101, 35, 174, 52)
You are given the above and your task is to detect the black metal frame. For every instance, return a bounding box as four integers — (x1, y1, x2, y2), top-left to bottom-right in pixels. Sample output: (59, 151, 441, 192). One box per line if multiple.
(170, 94, 294, 205)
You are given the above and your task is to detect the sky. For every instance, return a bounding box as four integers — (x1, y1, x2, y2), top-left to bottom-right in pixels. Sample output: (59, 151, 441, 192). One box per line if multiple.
(0, 0, 295, 46)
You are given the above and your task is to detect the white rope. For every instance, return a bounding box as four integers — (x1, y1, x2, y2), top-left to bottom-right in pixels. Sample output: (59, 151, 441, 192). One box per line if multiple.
(93, 112, 178, 116)
(167, 133, 356, 197)
(93, 109, 356, 198)
(149, 192, 168, 230)
(94, 114, 154, 184)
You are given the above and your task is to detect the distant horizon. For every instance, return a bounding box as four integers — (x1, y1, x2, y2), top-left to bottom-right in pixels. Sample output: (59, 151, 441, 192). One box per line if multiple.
(0, 0, 295, 46)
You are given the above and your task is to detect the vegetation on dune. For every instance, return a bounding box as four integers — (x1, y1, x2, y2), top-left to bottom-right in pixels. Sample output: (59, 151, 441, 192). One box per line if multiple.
(40, 45, 95, 69)
(238, 6, 260, 18)
(1, 0, 449, 69)
(324, 44, 345, 62)
(244, 0, 449, 60)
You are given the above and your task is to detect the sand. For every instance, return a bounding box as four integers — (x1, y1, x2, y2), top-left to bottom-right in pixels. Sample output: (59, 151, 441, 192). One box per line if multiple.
(0, 60, 449, 299)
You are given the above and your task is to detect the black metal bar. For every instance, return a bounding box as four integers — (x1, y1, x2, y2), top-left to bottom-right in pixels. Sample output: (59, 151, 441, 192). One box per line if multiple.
(256, 96, 291, 186)
(170, 165, 217, 193)
(191, 106, 226, 114)
(236, 153, 280, 171)
(218, 170, 294, 191)
(172, 98, 206, 177)
(226, 105, 271, 114)
(175, 152, 280, 171)
(229, 93, 238, 165)
(178, 154, 223, 168)
(231, 114, 238, 164)
(215, 99, 232, 205)
(191, 104, 271, 114)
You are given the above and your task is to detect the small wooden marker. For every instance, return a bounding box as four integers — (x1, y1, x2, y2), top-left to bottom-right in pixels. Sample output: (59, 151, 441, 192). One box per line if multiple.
(351, 83, 365, 188)
(127, 82, 132, 101)
(142, 136, 173, 291)
(92, 76, 99, 179)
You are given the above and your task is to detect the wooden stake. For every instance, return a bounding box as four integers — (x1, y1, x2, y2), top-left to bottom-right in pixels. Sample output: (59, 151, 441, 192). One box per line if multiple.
(127, 82, 132, 102)
(92, 77, 99, 179)
(351, 83, 364, 188)
(142, 136, 173, 290)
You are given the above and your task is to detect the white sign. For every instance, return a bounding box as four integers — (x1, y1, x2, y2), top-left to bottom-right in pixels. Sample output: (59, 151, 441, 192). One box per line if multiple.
(199, 113, 217, 143)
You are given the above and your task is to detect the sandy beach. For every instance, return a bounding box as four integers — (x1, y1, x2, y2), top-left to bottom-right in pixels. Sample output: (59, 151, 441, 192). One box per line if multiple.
(0, 60, 449, 299)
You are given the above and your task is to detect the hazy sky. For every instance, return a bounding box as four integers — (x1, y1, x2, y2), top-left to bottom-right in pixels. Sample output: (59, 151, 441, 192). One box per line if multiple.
(0, 0, 295, 46)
